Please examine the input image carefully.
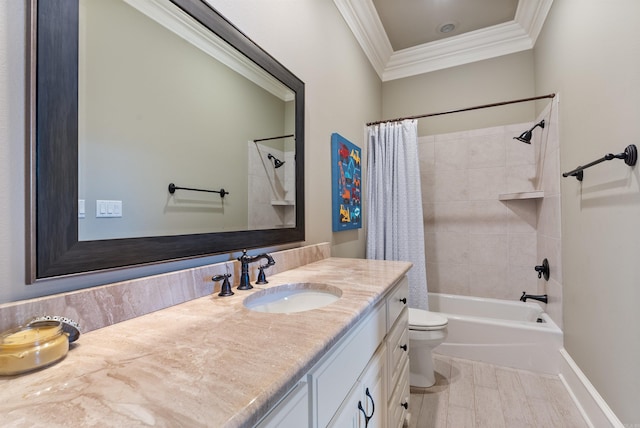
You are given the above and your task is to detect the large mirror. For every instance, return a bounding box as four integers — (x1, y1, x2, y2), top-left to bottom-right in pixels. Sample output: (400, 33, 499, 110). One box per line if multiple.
(27, 0, 305, 281)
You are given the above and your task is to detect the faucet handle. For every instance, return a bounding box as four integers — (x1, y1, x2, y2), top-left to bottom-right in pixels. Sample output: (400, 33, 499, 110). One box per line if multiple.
(256, 254, 275, 285)
(534, 258, 550, 281)
(213, 274, 234, 297)
(256, 266, 268, 285)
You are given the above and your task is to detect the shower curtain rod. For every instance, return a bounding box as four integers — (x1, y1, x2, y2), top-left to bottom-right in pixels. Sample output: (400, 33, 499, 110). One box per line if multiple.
(366, 93, 556, 126)
(253, 134, 294, 143)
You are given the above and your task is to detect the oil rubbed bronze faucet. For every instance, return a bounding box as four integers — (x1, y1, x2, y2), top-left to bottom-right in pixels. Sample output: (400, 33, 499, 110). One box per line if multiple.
(520, 292, 548, 304)
(237, 250, 275, 290)
(212, 274, 233, 297)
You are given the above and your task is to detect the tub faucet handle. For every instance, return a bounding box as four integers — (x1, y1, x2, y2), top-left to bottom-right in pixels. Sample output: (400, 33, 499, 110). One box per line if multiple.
(534, 258, 550, 281)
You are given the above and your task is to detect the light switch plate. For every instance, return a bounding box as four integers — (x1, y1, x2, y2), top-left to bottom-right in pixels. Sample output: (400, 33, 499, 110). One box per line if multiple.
(96, 200, 122, 218)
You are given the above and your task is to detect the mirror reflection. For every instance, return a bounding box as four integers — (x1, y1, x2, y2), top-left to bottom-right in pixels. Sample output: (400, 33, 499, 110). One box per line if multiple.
(29, 0, 305, 280)
(78, 0, 295, 241)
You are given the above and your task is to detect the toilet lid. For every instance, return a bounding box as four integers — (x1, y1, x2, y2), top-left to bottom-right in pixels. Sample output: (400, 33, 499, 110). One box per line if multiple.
(409, 308, 448, 330)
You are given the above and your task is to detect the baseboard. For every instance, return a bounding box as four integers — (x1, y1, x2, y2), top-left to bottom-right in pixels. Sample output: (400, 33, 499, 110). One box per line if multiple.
(559, 348, 624, 428)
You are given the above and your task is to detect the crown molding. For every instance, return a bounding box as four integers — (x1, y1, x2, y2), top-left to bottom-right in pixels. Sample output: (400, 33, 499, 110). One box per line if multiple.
(124, 0, 295, 101)
(335, 0, 553, 82)
(333, 0, 393, 77)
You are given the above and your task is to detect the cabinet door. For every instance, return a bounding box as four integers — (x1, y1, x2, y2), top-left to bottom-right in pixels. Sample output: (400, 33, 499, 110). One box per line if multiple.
(357, 346, 386, 428)
(328, 382, 361, 428)
(255, 380, 308, 428)
(312, 304, 386, 427)
(328, 346, 386, 428)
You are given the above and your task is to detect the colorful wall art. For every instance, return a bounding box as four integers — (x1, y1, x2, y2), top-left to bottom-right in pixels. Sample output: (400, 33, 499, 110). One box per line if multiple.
(331, 133, 362, 231)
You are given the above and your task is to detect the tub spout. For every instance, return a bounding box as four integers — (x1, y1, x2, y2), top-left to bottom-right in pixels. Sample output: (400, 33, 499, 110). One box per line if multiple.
(520, 292, 548, 304)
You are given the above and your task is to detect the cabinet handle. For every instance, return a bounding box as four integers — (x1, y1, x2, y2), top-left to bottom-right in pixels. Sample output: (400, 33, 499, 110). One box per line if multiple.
(399, 344, 407, 351)
(357, 387, 375, 427)
(401, 401, 408, 409)
(399, 297, 407, 304)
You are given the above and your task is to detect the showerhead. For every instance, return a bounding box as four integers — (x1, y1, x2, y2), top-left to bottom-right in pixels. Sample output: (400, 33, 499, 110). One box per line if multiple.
(267, 153, 285, 169)
(514, 119, 545, 144)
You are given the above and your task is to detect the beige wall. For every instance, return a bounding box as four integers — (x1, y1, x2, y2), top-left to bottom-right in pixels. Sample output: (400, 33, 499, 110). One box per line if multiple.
(534, 0, 640, 423)
(0, 0, 379, 303)
(381, 50, 536, 136)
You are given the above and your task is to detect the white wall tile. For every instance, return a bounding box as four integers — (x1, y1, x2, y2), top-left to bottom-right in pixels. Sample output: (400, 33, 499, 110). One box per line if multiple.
(423, 203, 435, 230)
(435, 138, 468, 170)
(418, 138, 435, 170)
(427, 262, 470, 295)
(468, 167, 507, 200)
(543, 278, 563, 330)
(508, 233, 538, 267)
(537, 196, 561, 239)
(433, 169, 469, 201)
(508, 265, 537, 298)
(469, 263, 508, 299)
(468, 201, 508, 235)
(433, 202, 471, 233)
(541, 147, 560, 196)
(469, 133, 506, 169)
(506, 164, 538, 193)
(469, 234, 508, 267)
(419, 119, 561, 314)
(505, 199, 538, 233)
(428, 232, 470, 264)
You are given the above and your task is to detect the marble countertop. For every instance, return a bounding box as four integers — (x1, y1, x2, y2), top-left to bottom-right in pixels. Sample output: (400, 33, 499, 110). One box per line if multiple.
(0, 257, 411, 427)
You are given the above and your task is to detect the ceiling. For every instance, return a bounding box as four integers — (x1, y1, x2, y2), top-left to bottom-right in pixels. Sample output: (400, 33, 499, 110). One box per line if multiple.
(334, 0, 553, 81)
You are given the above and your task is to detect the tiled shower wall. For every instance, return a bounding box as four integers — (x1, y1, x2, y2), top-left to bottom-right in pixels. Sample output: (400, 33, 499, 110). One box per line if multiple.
(420, 97, 562, 327)
(248, 142, 295, 229)
(535, 99, 562, 328)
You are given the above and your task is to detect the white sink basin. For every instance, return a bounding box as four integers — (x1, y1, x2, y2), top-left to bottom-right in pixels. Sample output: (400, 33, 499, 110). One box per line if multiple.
(244, 283, 342, 313)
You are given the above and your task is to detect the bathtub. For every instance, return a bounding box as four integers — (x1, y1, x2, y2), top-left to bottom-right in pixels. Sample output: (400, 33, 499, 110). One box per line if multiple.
(428, 292, 563, 374)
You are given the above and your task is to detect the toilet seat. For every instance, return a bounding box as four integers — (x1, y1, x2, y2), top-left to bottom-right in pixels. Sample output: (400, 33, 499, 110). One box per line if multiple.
(409, 308, 448, 331)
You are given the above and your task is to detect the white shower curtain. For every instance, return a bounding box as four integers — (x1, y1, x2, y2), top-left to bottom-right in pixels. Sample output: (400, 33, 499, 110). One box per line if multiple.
(366, 120, 429, 310)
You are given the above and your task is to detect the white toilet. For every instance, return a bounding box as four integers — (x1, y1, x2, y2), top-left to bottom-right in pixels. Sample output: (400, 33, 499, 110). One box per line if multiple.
(408, 308, 448, 388)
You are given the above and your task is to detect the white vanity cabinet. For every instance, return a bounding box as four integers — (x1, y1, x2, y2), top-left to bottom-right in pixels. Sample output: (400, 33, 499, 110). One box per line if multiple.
(328, 345, 386, 427)
(311, 302, 387, 427)
(386, 278, 410, 428)
(255, 379, 309, 428)
(254, 276, 409, 428)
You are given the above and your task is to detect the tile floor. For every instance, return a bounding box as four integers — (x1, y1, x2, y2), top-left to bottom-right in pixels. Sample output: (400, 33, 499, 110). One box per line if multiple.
(408, 355, 589, 428)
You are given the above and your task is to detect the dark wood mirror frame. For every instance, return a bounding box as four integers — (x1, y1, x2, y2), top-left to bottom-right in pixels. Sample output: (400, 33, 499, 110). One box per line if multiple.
(27, 0, 305, 282)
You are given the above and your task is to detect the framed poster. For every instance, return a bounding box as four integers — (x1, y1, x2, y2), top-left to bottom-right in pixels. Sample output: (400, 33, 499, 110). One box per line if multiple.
(331, 133, 362, 231)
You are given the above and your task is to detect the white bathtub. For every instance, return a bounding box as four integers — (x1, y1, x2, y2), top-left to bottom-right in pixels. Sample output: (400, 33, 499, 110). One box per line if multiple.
(428, 292, 563, 374)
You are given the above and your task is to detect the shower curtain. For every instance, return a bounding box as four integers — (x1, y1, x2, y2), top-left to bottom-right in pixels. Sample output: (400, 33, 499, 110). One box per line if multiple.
(366, 120, 429, 310)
